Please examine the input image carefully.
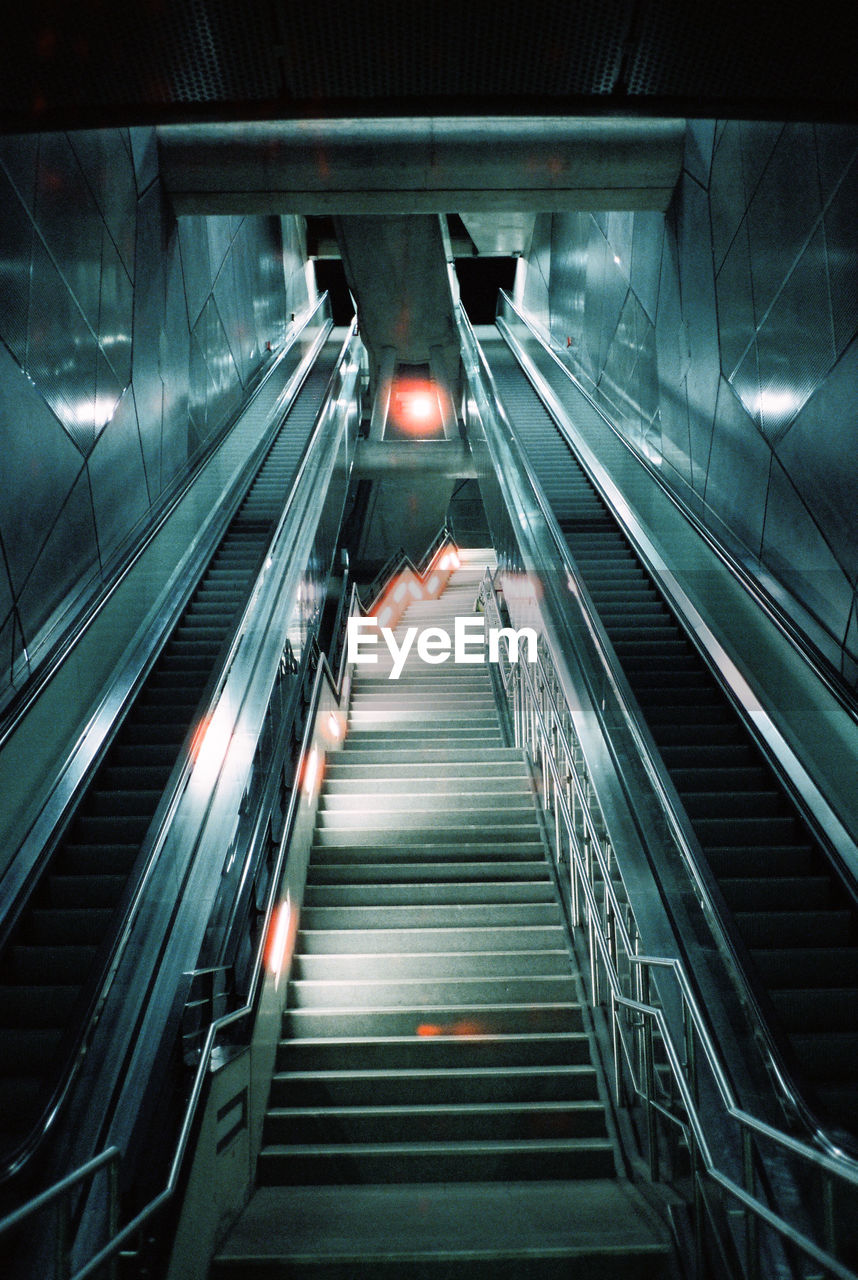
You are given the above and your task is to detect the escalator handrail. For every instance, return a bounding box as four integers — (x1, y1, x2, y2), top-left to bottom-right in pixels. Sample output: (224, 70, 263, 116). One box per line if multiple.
(0, 297, 334, 952)
(0, 292, 333, 749)
(498, 290, 858, 727)
(481, 568, 858, 1280)
(498, 290, 858, 881)
(457, 302, 858, 1162)
(0, 318, 355, 1185)
(494, 297, 858, 1145)
(0, 584, 365, 1280)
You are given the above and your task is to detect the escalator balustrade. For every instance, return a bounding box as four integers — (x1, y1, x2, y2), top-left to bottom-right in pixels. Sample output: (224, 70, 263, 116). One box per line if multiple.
(487, 337, 858, 1136)
(0, 346, 338, 1158)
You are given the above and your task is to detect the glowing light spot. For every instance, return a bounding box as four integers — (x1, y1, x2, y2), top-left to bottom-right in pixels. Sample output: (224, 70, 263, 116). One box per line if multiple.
(613, 254, 621, 266)
(378, 605, 393, 626)
(409, 581, 422, 599)
(417, 1023, 443, 1037)
(327, 711, 342, 740)
(393, 583, 407, 601)
(266, 898, 294, 987)
(426, 574, 439, 594)
(406, 391, 435, 421)
(303, 747, 321, 798)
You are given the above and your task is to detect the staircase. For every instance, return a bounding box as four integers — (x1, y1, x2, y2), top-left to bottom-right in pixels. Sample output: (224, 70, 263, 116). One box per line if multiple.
(211, 555, 670, 1277)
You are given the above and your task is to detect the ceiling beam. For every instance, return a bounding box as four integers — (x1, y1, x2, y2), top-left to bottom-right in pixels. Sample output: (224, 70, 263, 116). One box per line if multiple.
(157, 117, 685, 215)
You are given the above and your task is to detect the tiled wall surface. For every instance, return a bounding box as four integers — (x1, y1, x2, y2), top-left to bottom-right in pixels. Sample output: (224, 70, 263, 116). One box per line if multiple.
(517, 121, 858, 683)
(0, 126, 310, 704)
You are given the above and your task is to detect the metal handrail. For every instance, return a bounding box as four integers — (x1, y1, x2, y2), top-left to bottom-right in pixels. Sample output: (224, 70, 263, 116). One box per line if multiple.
(0, 293, 332, 744)
(497, 289, 858, 722)
(481, 570, 858, 1280)
(458, 298, 858, 1157)
(0, 304, 340, 1185)
(491, 296, 858, 1149)
(0, 374, 366, 1279)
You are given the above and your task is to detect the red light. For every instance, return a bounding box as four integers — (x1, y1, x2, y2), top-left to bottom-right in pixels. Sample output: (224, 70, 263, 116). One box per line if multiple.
(387, 378, 444, 437)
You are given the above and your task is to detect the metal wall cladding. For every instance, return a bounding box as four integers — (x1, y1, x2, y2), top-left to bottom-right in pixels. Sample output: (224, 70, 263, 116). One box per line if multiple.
(520, 117, 858, 681)
(0, 126, 297, 702)
(704, 378, 770, 560)
(762, 458, 854, 646)
(776, 337, 858, 587)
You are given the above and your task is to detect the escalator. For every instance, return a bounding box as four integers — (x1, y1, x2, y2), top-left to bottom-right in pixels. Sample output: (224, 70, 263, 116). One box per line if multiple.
(0, 338, 340, 1162)
(482, 333, 858, 1138)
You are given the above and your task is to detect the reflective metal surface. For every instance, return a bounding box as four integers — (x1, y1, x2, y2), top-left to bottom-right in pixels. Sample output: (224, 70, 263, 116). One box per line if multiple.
(513, 119, 858, 683)
(0, 125, 313, 708)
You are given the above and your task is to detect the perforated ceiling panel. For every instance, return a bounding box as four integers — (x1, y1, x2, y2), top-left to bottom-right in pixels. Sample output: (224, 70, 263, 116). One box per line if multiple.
(1, 0, 856, 128)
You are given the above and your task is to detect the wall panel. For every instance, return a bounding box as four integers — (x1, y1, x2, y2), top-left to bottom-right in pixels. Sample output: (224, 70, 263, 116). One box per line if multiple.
(518, 118, 858, 680)
(0, 126, 306, 705)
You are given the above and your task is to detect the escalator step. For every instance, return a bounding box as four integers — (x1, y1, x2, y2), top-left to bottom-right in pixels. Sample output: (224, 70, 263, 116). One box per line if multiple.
(87, 789, 164, 816)
(47, 875, 128, 909)
(751, 946, 858, 988)
(9, 945, 99, 984)
(681, 790, 786, 819)
(734, 910, 853, 948)
(719, 876, 832, 912)
(706, 845, 817, 877)
(0, 1028, 63, 1073)
(0, 985, 81, 1027)
(770, 988, 858, 1032)
(27, 908, 115, 946)
(58, 844, 141, 875)
(692, 816, 798, 846)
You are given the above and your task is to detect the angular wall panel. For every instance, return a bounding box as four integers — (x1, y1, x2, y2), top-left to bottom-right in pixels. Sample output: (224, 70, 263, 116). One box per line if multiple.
(762, 458, 853, 644)
(775, 336, 858, 585)
(0, 166, 33, 370)
(520, 119, 858, 680)
(15, 470, 98, 648)
(704, 378, 769, 559)
(87, 386, 149, 567)
(0, 127, 291, 707)
(0, 342, 87, 596)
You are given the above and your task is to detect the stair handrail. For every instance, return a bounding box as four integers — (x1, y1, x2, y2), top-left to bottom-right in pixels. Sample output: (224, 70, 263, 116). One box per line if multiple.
(492, 294, 858, 1152)
(0, 381, 367, 1279)
(481, 568, 858, 1280)
(459, 297, 858, 1149)
(360, 523, 455, 612)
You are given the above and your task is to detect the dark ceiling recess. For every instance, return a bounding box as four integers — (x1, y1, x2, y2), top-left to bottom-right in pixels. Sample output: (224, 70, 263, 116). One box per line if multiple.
(313, 259, 353, 326)
(1, 0, 856, 131)
(455, 258, 517, 326)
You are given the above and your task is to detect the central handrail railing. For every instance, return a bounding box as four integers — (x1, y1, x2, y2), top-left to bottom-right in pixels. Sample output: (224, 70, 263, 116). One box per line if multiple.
(480, 569, 858, 1280)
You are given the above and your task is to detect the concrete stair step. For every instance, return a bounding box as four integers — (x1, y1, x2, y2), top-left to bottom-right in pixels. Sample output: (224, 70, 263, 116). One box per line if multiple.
(320, 777, 532, 797)
(283, 1003, 581, 1038)
(307, 860, 548, 883)
(313, 827, 543, 848)
(211, 1181, 670, 1278)
(277, 1033, 594, 1071)
(257, 1138, 616, 1184)
(299, 903, 563, 929)
(264, 1100, 608, 1144)
(270, 1064, 600, 1107)
(288, 974, 576, 1008)
(291, 950, 571, 980)
(310, 843, 546, 864)
(302, 883, 555, 907)
(296, 925, 567, 954)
